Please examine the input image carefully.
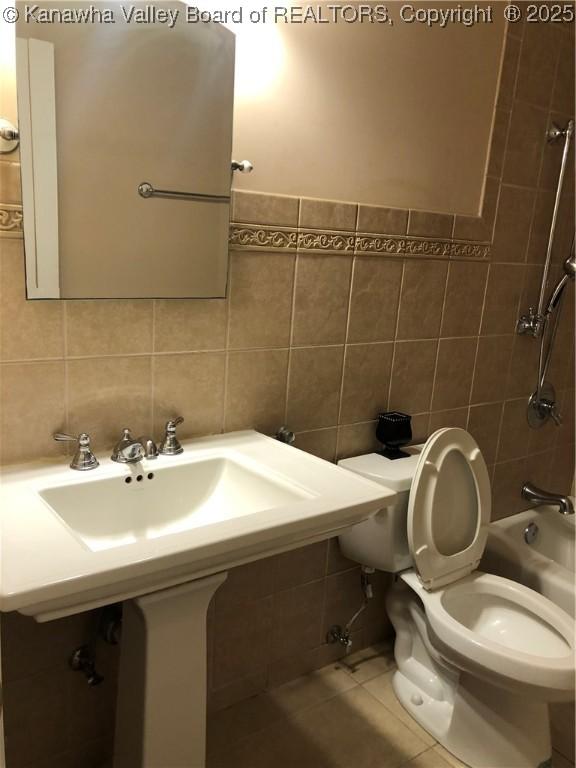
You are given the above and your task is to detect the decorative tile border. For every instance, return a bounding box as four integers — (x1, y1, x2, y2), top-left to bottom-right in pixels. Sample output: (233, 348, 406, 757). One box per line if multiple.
(229, 224, 297, 251)
(0, 205, 23, 238)
(405, 237, 452, 258)
(355, 233, 404, 255)
(449, 241, 491, 259)
(229, 222, 490, 261)
(1, 207, 490, 259)
(297, 230, 355, 254)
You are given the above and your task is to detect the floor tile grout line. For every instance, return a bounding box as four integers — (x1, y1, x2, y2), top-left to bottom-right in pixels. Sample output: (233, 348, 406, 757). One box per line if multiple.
(209, 671, 362, 755)
(211, 652, 433, 762)
(351, 682, 439, 755)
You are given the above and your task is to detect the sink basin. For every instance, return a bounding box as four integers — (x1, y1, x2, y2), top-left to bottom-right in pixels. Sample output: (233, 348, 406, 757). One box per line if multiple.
(0, 430, 395, 768)
(0, 430, 393, 621)
(41, 456, 313, 552)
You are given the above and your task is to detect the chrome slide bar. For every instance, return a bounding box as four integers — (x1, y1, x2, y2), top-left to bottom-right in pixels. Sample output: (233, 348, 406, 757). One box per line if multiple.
(537, 119, 574, 318)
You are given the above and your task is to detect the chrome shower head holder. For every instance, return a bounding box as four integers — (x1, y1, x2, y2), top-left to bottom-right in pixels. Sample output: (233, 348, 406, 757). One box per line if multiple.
(563, 252, 575, 280)
(547, 119, 574, 144)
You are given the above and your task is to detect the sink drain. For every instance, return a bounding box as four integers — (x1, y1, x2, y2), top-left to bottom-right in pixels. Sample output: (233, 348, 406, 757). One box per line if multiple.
(524, 521, 539, 545)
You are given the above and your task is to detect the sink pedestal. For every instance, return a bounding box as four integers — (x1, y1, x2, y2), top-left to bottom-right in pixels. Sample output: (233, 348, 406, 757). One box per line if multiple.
(113, 573, 227, 768)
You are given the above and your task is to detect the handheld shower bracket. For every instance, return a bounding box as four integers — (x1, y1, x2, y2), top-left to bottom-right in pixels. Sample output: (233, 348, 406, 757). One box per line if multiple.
(516, 307, 544, 338)
(547, 120, 575, 144)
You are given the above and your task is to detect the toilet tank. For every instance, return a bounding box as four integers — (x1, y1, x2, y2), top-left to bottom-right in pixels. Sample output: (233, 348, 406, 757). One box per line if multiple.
(337, 447, 422, 572)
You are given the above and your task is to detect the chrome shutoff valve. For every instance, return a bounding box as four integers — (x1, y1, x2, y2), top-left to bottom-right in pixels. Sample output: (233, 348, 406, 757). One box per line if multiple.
(69, 645, 104, 687)
(327, 625, 352, 650)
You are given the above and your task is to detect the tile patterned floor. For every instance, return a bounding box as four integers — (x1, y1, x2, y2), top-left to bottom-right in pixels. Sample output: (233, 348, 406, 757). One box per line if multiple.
(206, 643, 573, 768)
(207, 642, 457, 768)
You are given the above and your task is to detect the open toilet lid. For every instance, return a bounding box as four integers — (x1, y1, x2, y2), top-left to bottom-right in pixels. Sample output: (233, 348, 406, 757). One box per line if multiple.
(407, 428, 491, 590)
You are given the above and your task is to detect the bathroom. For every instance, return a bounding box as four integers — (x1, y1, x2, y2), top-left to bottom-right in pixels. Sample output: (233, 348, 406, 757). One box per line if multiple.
(0, 1, 574, 767)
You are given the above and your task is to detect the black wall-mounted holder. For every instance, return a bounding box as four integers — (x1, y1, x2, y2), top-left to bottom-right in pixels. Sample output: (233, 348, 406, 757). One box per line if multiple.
(376, 411, 412, 460)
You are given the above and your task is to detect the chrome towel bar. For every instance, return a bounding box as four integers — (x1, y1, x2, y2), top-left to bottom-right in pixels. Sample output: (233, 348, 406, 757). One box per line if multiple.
(137, 182, 229, 203)
(137, 160, 253, 204)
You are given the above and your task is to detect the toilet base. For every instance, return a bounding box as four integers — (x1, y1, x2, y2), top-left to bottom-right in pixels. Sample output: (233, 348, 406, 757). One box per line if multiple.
(388, 581, 552, 768)
(393, 668, 551, 768)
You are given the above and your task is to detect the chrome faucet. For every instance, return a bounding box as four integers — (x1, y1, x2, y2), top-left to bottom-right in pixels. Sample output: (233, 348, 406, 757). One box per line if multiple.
(111, 428, 158, 464)
(522, 482, 574, 515)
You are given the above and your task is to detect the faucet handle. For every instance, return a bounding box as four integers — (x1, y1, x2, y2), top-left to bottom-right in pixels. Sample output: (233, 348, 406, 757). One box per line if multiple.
(550, 406, 562, 427)
(159, 417, 184, 456)
(54, 432, 75, 442)
(539, 398, 563, 426)
(53, 432, 99, 471)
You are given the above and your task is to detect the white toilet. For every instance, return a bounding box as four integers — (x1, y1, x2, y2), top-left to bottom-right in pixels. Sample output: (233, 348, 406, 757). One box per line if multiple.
(338, 427, 575, 768)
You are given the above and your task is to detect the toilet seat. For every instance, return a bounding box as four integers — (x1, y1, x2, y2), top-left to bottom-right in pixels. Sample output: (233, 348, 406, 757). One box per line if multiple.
(402, 428, 575, 701)
(407, 428, 491, 589)
(401, 569, 575, 699)
(340, 427, 575, 768)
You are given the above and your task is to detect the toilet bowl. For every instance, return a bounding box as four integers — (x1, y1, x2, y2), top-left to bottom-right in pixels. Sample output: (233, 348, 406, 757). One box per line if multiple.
(339, 427, 575, 768)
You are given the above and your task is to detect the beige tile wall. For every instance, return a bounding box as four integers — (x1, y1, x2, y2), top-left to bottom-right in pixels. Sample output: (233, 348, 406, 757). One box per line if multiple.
(0, 14, 574, 768)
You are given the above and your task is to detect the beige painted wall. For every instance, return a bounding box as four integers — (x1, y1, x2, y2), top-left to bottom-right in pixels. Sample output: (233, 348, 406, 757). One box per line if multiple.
(231, 2, 506, 215)
(0, 11, 575, 767)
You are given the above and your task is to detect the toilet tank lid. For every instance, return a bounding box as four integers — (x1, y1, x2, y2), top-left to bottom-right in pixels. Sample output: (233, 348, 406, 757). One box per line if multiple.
(338, 447, 423, 492)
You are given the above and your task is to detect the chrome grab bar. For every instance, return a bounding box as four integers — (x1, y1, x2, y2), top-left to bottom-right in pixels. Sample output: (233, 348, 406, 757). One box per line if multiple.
(138, 182, 229, 204)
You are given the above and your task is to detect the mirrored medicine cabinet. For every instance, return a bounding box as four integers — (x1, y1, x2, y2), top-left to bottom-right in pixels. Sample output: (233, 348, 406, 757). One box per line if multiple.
(15, 1, 235, 299)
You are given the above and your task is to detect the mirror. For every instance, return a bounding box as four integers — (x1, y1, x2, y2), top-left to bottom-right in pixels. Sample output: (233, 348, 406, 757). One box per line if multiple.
(230, 2, 505, 216)
(16, 1, 235, 299)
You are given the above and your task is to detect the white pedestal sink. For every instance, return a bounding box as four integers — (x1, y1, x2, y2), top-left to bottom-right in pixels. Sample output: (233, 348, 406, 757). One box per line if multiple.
(114, 575, 226, 768)
(0, 430, 394, 767)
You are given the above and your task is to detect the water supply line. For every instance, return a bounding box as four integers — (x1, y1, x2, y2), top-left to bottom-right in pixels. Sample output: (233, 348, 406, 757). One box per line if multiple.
(327, 567, 374, 654)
